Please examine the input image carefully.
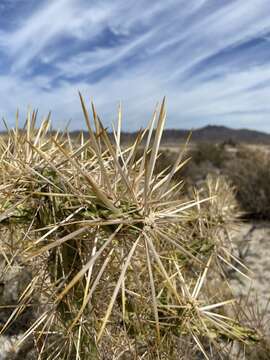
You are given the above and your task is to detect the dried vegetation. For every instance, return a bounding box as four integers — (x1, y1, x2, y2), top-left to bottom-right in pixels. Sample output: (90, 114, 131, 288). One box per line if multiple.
(0, 96, 261, 359)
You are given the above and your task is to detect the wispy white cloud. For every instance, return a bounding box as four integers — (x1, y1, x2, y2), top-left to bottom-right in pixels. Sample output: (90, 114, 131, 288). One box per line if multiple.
(0, 0, 270, 132)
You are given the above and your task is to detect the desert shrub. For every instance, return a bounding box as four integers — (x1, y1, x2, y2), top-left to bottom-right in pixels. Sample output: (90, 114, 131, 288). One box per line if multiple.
(190, 142, 227, 168)
(135, 147, 178, 176)
(221, 138, 237, 148)
(174, 142, 228, 186)
(0, 97, 259, 359)
(135, 143, 228, 187)
(225, 147, 270, 219)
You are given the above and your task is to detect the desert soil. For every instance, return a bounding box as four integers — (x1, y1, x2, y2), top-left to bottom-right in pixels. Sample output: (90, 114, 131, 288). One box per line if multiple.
(230, 221, 270, 332)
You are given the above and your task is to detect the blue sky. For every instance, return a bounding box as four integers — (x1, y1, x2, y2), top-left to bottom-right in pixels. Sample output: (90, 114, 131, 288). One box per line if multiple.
(1, 0, 270, 132)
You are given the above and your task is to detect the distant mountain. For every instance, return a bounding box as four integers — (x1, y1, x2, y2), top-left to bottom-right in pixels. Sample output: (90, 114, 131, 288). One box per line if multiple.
(122, 125, 270, 144)
(69, 125, 270, 144)
(181, 125, 270, 144)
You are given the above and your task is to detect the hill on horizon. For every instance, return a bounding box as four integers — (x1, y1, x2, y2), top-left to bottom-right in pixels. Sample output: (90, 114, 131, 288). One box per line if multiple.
(162, 125, 270, 144)
(3, 124, 269, 145)
(68, 124, 270, 145)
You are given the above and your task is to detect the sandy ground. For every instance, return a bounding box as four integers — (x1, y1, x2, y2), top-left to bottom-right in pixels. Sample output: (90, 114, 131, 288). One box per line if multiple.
(230, 221, 270, 332)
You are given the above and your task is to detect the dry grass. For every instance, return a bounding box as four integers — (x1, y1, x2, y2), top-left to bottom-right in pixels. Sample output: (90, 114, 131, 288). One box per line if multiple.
(0, 96, 260, 359)
(225, 146, 270, 219)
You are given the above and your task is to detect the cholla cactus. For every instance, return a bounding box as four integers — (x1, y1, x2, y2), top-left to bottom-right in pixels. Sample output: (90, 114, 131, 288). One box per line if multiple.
(0, 95, 258, 359)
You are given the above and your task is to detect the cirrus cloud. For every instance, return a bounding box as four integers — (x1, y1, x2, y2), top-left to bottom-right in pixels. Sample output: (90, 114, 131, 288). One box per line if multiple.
(0, 0, 270, 132)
